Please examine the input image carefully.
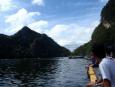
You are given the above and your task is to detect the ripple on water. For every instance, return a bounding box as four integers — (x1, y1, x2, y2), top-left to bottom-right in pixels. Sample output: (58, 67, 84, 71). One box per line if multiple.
(0, 58, 89, 87)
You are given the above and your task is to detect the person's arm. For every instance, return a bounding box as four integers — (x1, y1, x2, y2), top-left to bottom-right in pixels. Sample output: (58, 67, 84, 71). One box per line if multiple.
(95, 79, 103, 87)
(96, 77, 103, 84)
(103, 79, 111, 87)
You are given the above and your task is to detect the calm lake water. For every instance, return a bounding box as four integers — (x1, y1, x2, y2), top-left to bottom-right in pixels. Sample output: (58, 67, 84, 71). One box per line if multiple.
(0, 57, 90, 87)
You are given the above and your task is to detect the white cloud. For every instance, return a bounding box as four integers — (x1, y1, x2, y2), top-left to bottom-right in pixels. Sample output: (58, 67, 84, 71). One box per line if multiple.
(100, 0, 108, 2)
(5, 8, 40, 24)
(4, 8, 99, 46)
(28, 20, 48, 33)
(47, 21, 99, 46)
(32, 0, 44, 6)
(28, 20, 99, 46)
(5, 8, 41, 34)
(0, 0, 13, 11)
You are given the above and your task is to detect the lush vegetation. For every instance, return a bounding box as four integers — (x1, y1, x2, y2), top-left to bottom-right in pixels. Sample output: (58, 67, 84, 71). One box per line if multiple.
(73, 42, 91, 56)
(73, 0, 115, 56)
(92, 0, 115, 56)
(0, 26, 70, 58)
(101, 0, 115, 23)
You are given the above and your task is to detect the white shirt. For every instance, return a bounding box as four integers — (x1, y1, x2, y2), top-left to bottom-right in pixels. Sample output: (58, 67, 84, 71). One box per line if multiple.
(99, 56, 115, 87)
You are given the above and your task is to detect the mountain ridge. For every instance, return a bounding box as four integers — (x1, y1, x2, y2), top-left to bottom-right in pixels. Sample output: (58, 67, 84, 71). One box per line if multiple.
(0, 26, 70, 58)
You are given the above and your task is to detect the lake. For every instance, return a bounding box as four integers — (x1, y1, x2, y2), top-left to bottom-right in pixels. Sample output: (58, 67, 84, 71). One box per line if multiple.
(0, 57, 90, 87)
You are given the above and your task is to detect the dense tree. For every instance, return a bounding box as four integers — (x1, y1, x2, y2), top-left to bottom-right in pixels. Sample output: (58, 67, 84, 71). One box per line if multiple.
(73, 42, 91, 56)
(74, 0, 115, 56)
(0, 26, 70, 58)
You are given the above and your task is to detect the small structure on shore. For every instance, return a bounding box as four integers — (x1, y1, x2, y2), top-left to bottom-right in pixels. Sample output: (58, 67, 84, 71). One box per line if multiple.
(69, 56, 84, 59)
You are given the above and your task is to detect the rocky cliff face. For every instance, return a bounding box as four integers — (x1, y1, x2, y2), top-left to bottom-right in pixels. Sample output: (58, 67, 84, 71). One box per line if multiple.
(0, 26, 70, 58)
(74, 0, 115, 56)
(91, 0, 115, 56)
(101, 0, 115, 23)
(92, 0, 115, 48)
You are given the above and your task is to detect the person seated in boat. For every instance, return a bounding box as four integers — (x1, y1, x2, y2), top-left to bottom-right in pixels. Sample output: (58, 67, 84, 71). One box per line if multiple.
(90, 52, 99, 67)
(86, 44, 115, 87)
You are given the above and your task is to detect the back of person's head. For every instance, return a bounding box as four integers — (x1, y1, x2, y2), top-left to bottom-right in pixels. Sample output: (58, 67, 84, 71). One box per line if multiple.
(105, 45, 113, 56)
(92, 44, 106, 59)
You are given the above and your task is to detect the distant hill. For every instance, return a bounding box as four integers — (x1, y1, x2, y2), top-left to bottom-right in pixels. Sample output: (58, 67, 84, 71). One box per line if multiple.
(73, 42, 91, 56)
(73, 0, 115, 56)
(0, 26, 70, 58)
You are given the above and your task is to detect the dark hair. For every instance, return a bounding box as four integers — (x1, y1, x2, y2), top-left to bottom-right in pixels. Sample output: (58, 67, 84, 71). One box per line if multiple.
(92, 44, 106, 59)
(105, 45, 113, 55)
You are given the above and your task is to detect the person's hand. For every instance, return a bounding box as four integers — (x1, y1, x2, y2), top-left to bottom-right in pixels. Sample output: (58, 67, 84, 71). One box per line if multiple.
(95, 79, 103, 86)
(86, 82, 95, 87)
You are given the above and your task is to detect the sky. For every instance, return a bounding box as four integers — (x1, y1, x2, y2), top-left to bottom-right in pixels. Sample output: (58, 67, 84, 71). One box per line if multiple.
(0, 0, 108, 46)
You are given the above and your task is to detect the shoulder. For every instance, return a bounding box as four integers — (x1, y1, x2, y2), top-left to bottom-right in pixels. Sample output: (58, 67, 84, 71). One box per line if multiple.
(100, 58, 108, 65)
(99, 58, 110, 69)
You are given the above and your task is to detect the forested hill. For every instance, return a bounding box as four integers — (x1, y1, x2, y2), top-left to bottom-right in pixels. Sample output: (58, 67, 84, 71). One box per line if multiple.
(0, 26, 70, 58)
(73, 0, 115, 56)
(92, 0, 115, 51)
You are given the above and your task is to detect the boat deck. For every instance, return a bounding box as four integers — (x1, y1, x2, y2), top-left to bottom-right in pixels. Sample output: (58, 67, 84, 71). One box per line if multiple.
(87, 65, 97, 83)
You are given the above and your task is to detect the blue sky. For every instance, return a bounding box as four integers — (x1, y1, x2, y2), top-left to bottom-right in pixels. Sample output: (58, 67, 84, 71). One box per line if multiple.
(0, 0, 108, 46)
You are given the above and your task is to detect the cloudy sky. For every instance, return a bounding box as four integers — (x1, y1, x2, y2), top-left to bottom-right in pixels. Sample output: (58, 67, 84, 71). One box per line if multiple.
(0, 0, 108, 46)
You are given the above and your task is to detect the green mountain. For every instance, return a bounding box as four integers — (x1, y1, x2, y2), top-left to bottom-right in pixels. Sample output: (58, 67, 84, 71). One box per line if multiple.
(74, 0, 115, 56)
(0, 26, 70, 58)
(73, 42, 91, 56)
(92, 0, 115, 55)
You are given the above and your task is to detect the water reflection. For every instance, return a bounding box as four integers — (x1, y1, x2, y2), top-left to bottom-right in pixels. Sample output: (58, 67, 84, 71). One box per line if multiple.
(0, 58, 89, 87)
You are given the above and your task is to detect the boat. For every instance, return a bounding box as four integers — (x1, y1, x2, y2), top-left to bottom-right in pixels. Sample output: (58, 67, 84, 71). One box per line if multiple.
(69, 56, 75, 59)
(84, 56, 91, 60)
(87, 65, 97, 83)
(76, 56, 84, 58)
(69, 56, 84, 59)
